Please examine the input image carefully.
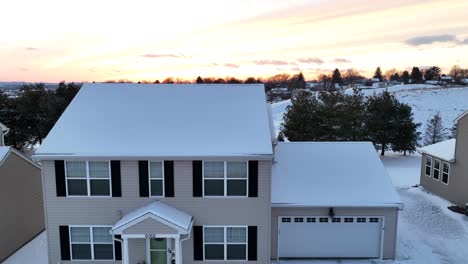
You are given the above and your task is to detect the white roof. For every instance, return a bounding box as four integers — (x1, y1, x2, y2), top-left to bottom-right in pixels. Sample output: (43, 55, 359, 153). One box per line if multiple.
(272, 142, 402, 208)
(112, 201, 193, 233)
(419, 139, 456, 162)
(35, 83, 274, 160)
(0, 146, 10, 163)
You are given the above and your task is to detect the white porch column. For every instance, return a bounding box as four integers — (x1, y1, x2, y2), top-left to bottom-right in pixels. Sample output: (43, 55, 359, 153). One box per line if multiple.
(175, 236, 181, 264)
(123, 237, 129, 264)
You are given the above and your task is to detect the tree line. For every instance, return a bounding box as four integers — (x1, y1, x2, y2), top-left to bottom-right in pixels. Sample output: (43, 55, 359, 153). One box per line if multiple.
(280, 90, 421, 155)
(0, 82, 81, 150)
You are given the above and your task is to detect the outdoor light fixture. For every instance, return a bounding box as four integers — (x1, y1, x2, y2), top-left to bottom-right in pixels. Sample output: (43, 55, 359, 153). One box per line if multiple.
(328, 207, 335, 219)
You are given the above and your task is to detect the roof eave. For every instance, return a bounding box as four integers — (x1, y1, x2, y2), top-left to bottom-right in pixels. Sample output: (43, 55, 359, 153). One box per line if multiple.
(271, 203, 404, 209)
(33, 153, 274, 161)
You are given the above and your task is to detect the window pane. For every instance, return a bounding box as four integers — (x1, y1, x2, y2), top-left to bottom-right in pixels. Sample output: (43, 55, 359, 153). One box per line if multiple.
(227, 227, 246, 243)
(227, 162, 247, 178)
(93, 227, 112, 243)
(204, 162, 224, 178)
(205, 244, 224, 260)
(443, 163, 449, 173)
(89, 162, 109, 178)
(204, 227, 224, 243)
(227, 244, 246, 260)
(442, 173, 449, 184)
(425, 166, 431, 176)
(151, 179, 163, 196)
(67, 179, 88, 196)
(426, 156, 431, 166)
(66, 161, 86, 178)
(150, 162, 163, 179)
(434, 160, 440, 169)
(151, 251, 167, 263)
(70, 227, 90, 242)
(94, 244, 114, 260)
(227, 180, 246, 196)
(204, 180, 224, 196)
(90, 179, 110, 196)
(72, 244, 91, 259)
(150, 238, 167, 250)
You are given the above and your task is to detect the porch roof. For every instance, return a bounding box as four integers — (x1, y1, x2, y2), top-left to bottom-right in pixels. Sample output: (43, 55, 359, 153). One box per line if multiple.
(112, 201, 193, 234)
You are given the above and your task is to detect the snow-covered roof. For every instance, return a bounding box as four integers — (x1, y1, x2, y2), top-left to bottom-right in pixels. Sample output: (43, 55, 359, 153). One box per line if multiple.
(111, 201, 193, 233)
(454, 110, 468, 123)
(0, 146, 10, 163)
(419, 139, 456, 162)
(35, 83, 274, 160)
(0, 122, 8, 132)
(272, 142, 402, 208)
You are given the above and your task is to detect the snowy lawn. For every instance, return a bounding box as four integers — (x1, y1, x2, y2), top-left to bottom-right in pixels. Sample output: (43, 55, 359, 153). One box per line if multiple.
(274, 152, 468, 264)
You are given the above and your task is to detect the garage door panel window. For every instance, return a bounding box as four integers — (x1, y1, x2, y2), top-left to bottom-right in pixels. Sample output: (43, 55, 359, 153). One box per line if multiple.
(281, 218, 291, 223)
(433, 159, 440, 180)
(344, 218, 354, 223)
(357, 218, 366, 223)
(369, 218, 379, 223)
(332, 218, 341, 223)
(204, 226, 247, 261)
(294, 218, 304, 223)
(319, 218, 328, 223)
(425, 156, 432, 177)
(307, 217, 316, 223)
(442, 162, 450, 184)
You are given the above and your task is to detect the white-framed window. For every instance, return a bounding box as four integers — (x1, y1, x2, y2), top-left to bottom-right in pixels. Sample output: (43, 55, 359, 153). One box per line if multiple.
(149, 161, 164, 197)
(425, 156, 432, 177)
(69, 226, 114, 260)
(203, 161, 248, 197)
(433, 159, 441, 180)
(442, 162, 450, 185)
(203, 226, 247, 261)
(65, 161, 111, 197)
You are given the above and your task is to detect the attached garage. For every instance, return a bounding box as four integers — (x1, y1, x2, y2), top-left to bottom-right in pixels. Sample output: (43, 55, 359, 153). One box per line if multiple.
(271, 142, 402, 260)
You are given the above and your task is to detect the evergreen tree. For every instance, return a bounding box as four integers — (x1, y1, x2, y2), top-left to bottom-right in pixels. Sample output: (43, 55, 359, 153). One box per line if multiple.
(196, 76, 203, 83)
(341, 89, 367, 141)
(391, 103, 421, 155)
(448, 123, 457, 139)
(296, 72, 306, 89)
(423, 112, 447, 145)
(277, 131, 285, 142)
(410, 67, 423, 83)
(373, 67, 383, 81)
(391, 73, 400, 82)
(402, 71, 410, 84)
(366, 91, 400, 156)
(316, 90, 346, 140)
(281, 91, 322, 141)
(424, 66, 441, 81)
(331, 68, 343, 85)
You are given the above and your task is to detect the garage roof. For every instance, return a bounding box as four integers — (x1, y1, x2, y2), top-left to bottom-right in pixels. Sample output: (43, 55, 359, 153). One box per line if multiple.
(272, 142, 402, 208)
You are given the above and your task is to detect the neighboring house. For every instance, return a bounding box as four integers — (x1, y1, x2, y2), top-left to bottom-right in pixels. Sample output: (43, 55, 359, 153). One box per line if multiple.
(33, 83, 401, 264)
(419, 110, 468, 207)
(0, 124, 44, 263)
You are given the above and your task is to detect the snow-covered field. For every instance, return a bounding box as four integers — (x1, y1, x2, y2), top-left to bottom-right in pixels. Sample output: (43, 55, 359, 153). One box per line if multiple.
(272, 85, 468, 136)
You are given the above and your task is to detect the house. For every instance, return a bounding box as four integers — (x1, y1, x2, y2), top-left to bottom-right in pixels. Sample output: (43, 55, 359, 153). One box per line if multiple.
(0, 123, 44, 262)
(33, 83, 401, 264)
(461, 78, 468, 85)
(419, 110, 468, 207)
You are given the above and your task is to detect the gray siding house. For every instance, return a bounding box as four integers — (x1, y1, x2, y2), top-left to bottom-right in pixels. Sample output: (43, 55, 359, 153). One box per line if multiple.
(34, 83, 401, 264)
(0, 124, 44, 262)
(420, 110, 468, 207)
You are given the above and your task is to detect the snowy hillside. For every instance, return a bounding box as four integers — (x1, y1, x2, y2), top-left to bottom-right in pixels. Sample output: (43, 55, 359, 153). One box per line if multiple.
(271, 85, 468, 136)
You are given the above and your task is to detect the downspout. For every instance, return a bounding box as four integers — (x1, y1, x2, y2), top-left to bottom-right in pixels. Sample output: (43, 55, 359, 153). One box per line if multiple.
(179, 218, 194, 264)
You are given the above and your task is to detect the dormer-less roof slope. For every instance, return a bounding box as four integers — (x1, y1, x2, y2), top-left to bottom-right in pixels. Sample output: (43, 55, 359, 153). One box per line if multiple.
(272, 142, 402, 208)
(419, 139, 456, 162)
(35, 83, 273, 160)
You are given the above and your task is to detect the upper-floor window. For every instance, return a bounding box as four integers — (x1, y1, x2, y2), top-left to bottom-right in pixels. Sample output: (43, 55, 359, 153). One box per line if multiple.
(66, 161, 111, 196)
(425, 156, 432, 177)
(203, 161, 247, 197)
(433, 159, 440, 180)
(442, 162, 450, 184)
(149, 161, 164, 197)
(69, 226, 114, 260)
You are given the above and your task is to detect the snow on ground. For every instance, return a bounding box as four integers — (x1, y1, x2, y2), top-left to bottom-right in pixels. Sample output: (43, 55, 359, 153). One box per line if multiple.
(3, 231, 48, 264)
(271, 86, 468, 136)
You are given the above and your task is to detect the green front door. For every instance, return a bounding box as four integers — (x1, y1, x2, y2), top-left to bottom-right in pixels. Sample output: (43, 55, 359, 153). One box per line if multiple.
(150, 238, 168, 264)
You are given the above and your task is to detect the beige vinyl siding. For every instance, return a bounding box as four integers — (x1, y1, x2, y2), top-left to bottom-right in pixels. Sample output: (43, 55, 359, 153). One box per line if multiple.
(42, 160, 271, 264)
(420, 114, 468, 207)
(123, 218, 178, 235)
(128, 239, 145, 264)
(0, 152, 44, 262)
(270, 207, 398, 260)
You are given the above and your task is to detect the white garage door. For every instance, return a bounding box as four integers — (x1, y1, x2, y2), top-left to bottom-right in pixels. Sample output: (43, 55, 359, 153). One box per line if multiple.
(278, 216, 383, 259)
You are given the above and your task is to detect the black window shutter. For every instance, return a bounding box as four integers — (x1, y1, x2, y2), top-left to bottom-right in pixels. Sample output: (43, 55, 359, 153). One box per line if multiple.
(55, 160, 66, 197)
(193, 161, 203, 197)
(111, 161, 122, 197)
(193, 225, 203, 260)
(164, 161, 175, 197)
(248, 226, 257, 261)
(59, 225, 71, 260)
(138, 161, 149, 197)
(114, 235, 122, 260)
(248, 161, 258, 197)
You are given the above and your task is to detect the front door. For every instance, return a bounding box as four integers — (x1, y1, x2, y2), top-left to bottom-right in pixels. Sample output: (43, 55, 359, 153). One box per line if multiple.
(149, 238, 169, 264)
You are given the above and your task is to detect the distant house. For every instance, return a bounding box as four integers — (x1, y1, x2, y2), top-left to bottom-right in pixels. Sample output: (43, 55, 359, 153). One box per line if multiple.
(419, 110, 468, 208)
(461, 78, 468, 85)
(0, 123, 44, 262)
(425, 80, 439, 85)
(439, 76, 454, 85)
(268, 87, 289, 95)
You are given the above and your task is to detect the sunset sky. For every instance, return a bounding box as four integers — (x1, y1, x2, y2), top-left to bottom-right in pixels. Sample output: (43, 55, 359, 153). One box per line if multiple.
(1, 0, 468, 82)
